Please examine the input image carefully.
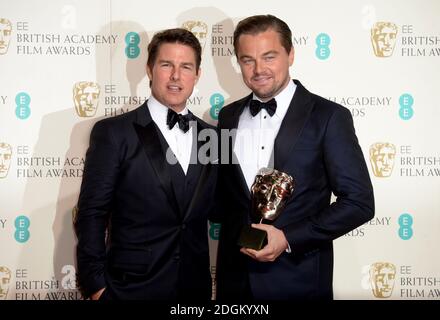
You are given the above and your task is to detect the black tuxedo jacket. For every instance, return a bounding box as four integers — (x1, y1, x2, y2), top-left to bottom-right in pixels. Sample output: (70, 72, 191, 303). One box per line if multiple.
(215, 80, 374, 300)
(75, 101, 216, 300)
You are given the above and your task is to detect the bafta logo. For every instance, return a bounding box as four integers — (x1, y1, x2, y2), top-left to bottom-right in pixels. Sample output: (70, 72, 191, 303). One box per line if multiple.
(73, 81, 101, 117)
(182, 20, 208, 50)
(371, 22, 398, 57)
(0, 142, 12, 179)
(0, 18, 12, 55)
(370, 262, 396, 298)
(0, 266, 11, 300)
(369, 142, 396, 177)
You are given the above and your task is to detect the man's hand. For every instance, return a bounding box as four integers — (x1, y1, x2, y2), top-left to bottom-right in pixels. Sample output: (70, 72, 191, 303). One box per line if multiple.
(90, 287, 106, 300)
(240, 223, 289, 262)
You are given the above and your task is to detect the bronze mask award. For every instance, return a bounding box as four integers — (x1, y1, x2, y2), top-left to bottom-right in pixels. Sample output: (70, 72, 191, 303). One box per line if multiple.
(238, 167, 295, 250)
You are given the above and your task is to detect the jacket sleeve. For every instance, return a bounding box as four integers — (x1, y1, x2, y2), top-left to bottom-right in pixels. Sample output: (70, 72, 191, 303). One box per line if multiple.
(75, 120, 120, 297)
(283, 107, 375, 255)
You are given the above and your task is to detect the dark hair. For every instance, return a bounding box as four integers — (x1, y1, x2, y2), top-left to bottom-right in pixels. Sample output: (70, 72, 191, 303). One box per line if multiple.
(147, 28, 202, 72)
(233, 14, 293, 56)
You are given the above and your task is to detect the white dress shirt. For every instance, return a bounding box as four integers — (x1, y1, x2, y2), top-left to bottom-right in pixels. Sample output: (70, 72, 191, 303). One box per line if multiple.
(148, 96, 193, 175)
(234, 80, 297, 190)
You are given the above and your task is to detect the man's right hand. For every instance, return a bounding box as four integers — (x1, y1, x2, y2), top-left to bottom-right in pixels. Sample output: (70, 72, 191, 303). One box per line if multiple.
(240, 224, 289, 262)
(90, 287, 106, 300)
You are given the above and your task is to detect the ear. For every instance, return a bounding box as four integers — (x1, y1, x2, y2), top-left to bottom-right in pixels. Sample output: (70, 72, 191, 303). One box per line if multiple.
(146, 64, 153, 81)
(288, 46, 294, 66)
(195, 67, 202, 84)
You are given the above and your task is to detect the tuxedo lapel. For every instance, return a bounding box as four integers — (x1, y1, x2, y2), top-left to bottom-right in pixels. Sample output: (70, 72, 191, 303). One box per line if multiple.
(223, 95, 249, 130)
(183, 120, 212, 218)
(186, 120, 203, 184)
(232, 153, 251, 200)
(133, 102, 181, 217)
(274, 80, 314, 170)
(224, 94, 252, 200)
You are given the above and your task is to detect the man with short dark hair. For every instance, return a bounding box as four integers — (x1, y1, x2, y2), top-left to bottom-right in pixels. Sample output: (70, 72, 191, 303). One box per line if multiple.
(76, 28, 216, 300)
(215, 15, 374, 300)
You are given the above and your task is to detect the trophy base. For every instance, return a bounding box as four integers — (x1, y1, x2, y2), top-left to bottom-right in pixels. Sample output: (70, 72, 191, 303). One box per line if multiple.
(237, 225, 268, 250)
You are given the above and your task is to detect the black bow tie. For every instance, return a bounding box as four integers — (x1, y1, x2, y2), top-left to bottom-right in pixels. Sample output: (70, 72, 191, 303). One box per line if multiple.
(166, 109, 193, 133)
(249, 98, 277, 117)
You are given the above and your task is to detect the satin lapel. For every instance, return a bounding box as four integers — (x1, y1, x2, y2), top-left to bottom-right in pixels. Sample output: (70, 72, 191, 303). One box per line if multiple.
(225, 94, 252, 200)
(185, 163, 211, 221)
(186, 120, 203, 182)
(232, 153, 250, 200)
(274, 80, 314, 170)
(133, 103, 181, 217)
(185, 161, 211, 221)
(183, 120, 204, 217)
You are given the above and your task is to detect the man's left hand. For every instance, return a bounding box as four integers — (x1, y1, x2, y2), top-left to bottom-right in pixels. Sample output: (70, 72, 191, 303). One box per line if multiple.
(240, 223, 289, 262)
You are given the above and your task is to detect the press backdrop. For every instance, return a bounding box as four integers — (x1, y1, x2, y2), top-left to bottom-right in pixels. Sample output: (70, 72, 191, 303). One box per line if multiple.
(1, 0, 439, 300)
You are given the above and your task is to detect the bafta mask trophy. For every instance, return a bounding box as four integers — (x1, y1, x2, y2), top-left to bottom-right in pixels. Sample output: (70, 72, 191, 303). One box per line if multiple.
(238, 167, 295, 250)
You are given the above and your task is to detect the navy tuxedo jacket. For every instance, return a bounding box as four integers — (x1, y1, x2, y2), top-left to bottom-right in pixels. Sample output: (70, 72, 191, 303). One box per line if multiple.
(215, 80, 374, 300)
(75, 101, 216, 300)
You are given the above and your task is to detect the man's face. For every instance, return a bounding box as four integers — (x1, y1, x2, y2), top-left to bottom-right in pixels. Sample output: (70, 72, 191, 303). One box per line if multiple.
(372, 25, 397, 57)
(251, 170, 293, 221)
(74, 84, 100, 117)
(371, 146, 395, 177)
(147, 43, 200, 112)
(0, 269, 11, 299)
(236, 29, 293, 101)
(371, 267, 395, 298)
(0, 20, 12, 55)
(0, 144, 12, 178)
